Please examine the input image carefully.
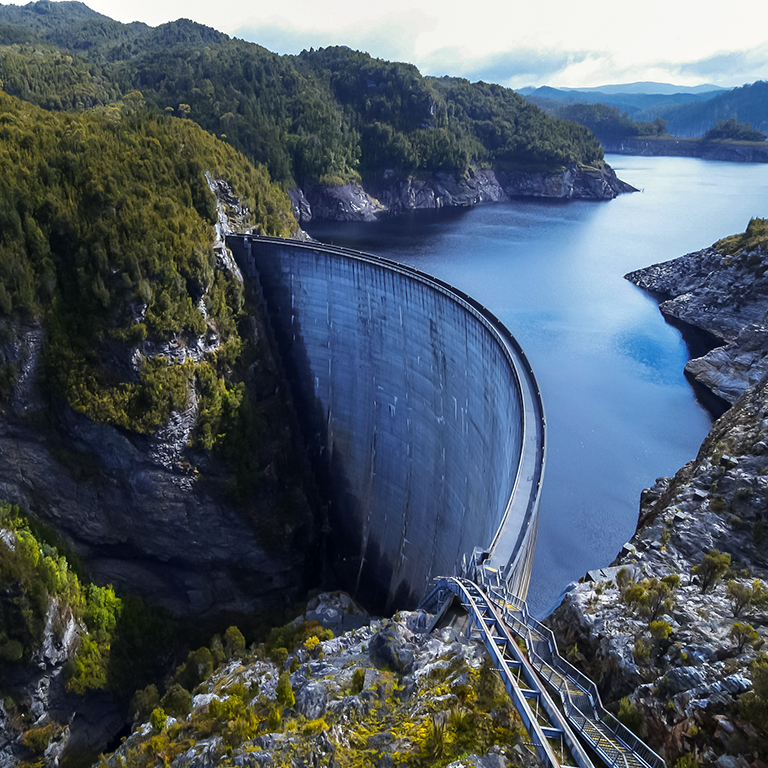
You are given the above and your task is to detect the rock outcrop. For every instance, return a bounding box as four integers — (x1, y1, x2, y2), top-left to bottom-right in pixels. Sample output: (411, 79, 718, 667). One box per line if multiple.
(546, 230, 768, 764)
(625, 242, 768, 404)
(290, 163, 636, 223)
(0, 180, 317, 618)
(103, 601, 544, 768)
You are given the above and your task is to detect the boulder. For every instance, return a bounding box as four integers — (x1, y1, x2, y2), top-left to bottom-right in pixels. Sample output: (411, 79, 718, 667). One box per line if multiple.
(295, 681, 328, 720)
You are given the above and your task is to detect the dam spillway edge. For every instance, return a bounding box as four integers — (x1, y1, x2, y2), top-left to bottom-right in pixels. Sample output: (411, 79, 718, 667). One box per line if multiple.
(227, 235, 546, 612)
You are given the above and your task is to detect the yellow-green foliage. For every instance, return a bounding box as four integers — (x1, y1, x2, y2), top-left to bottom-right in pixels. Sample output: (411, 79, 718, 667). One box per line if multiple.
(693, 549, 731, 593)
(0, 89, 294, 436)
(621, 575, 678, 624)
(104, 638, 526, 768)
(276, 671, 295, 707)
(0, 501, 83, 664)
(715, 217, 768, 255)
(266, 619, 334, 656)
(0, 500, 174, 700)
(741, 653, 768, 751)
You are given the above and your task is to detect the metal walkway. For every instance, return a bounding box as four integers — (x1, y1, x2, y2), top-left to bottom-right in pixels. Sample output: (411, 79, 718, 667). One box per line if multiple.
(421, 577, 592, 768)
(421, 574, 665, 768)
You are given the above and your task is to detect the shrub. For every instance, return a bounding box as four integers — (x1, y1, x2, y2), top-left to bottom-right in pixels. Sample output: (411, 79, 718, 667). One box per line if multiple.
(731, 622, 762, 653)
(633, 638, 651, 663)
(741, 653, 768, 749)
(617, 697, 642, 734)
(161, 683, 192, 719)
(150, 707, 168, 732)
(650, 620, 672, 641)
(351, 667, 366, 694)
(692, 549, 731, 593)
(267, 705, 282, 732)
(131, 684, 160, 724)
(276, 670, 295, 707)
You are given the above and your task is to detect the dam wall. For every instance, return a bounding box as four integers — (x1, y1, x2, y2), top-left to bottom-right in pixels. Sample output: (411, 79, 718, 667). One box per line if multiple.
(227, 236, 545, 612)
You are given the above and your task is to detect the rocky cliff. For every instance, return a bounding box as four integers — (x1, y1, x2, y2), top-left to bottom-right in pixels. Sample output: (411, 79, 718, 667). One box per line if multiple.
(289, 163, 636, 223)
(0, 181, 317, 618)
(99, 593, 544, 768)
(547, 225, 768, 765)
(625, 239, 768, 404)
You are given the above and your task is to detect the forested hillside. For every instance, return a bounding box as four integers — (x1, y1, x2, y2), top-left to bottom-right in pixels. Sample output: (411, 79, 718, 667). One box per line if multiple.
(642, 80, 768, 137)
(0, 0, 606, 189)
(524, 81, 768, 140)
(0, 89, 293, 436)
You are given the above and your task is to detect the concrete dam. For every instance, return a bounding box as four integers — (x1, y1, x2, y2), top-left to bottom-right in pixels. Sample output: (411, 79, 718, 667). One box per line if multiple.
(227, 235, 546, 613)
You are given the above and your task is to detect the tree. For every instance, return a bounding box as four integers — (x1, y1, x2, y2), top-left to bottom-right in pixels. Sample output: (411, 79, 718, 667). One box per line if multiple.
(276, 670, 295, 707)
(224, 625, 246, 659)
(692, 549, 731, 593)
(160, 683, 192, 718)
(730, 622, 761, 654)
(703, 118, 766, 142)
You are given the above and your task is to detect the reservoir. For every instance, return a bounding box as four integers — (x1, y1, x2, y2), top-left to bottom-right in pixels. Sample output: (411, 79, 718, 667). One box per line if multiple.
(306, 155, 768, 617)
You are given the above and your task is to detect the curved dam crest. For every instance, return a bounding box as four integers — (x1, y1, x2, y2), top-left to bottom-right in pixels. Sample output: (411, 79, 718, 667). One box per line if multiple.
(228, 236, 545, 612)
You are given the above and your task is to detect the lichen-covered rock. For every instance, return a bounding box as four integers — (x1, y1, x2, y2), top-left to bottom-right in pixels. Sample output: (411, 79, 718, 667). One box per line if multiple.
(551, 235, 768, 765)
(104, 608, 542, 768)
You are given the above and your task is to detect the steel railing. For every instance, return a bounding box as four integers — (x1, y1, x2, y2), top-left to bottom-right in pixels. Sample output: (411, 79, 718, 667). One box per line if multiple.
(474, 567, 665, 768)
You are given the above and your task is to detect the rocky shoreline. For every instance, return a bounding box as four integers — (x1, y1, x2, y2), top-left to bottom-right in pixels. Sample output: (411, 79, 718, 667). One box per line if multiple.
(602, 138, 768, 164)
(547, 228, 768, 765)
(289, 163, 636, 223)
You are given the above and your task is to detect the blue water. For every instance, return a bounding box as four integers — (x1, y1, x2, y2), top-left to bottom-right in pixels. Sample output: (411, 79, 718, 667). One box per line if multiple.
(306, 155, 768, 617)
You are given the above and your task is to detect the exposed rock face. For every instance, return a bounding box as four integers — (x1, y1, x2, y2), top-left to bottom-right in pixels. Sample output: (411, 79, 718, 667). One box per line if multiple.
(104, 604, 544, 768)
(548, 237, 768, 764)
(301, 182, 385, 222)
(626, 243, 768, 404)
(685, 325, 768, 404)
(0, 181, 317, 618)
(368, 169, 509, 215)
(625, 246, 768, 342)
(290, 163, 636, 222)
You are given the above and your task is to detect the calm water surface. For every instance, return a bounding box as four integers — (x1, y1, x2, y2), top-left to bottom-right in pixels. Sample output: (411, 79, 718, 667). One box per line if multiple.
(306, 155, 768, 617)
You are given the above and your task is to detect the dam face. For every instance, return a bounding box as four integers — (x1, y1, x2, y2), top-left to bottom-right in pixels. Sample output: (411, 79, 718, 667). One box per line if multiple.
(228, 236, 545, 613)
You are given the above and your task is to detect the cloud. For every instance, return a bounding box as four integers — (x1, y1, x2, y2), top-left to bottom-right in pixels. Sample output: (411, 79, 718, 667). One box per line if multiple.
(674, 43, 768, 84)
(233, 11, 436, 64)
(420, 47, 602, 87)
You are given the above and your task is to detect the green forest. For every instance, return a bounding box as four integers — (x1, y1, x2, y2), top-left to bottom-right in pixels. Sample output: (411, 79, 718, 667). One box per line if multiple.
(0, 88, 293, 438)
(0, 2, 606, 190)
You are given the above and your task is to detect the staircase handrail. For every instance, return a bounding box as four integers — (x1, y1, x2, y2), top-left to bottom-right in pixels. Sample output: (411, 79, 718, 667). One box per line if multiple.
(475, 568, 665, 768)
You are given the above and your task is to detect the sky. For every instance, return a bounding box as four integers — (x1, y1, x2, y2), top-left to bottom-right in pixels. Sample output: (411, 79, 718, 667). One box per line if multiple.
(22, 0, 768, 89)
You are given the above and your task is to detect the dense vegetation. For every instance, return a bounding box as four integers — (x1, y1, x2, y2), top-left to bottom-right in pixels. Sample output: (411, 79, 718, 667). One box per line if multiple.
(0, 1, 606, 188)
(702, 118, 766, 143)
(646, 81, 768, 138)
(0, 501, 174, 697)
(544, 102, 668, 143)
(524, 81, 768, 139)
(0, 88, 293, 437)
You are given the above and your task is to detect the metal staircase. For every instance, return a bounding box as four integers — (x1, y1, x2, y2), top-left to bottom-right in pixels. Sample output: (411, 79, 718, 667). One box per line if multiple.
(421, 573, 665, 768)
(422, 576, 594, 768)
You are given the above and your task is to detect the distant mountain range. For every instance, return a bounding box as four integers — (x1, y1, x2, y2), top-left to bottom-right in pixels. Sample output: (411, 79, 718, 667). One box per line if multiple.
(553, 81, 725, 96)
(521, 81, 768, 138)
